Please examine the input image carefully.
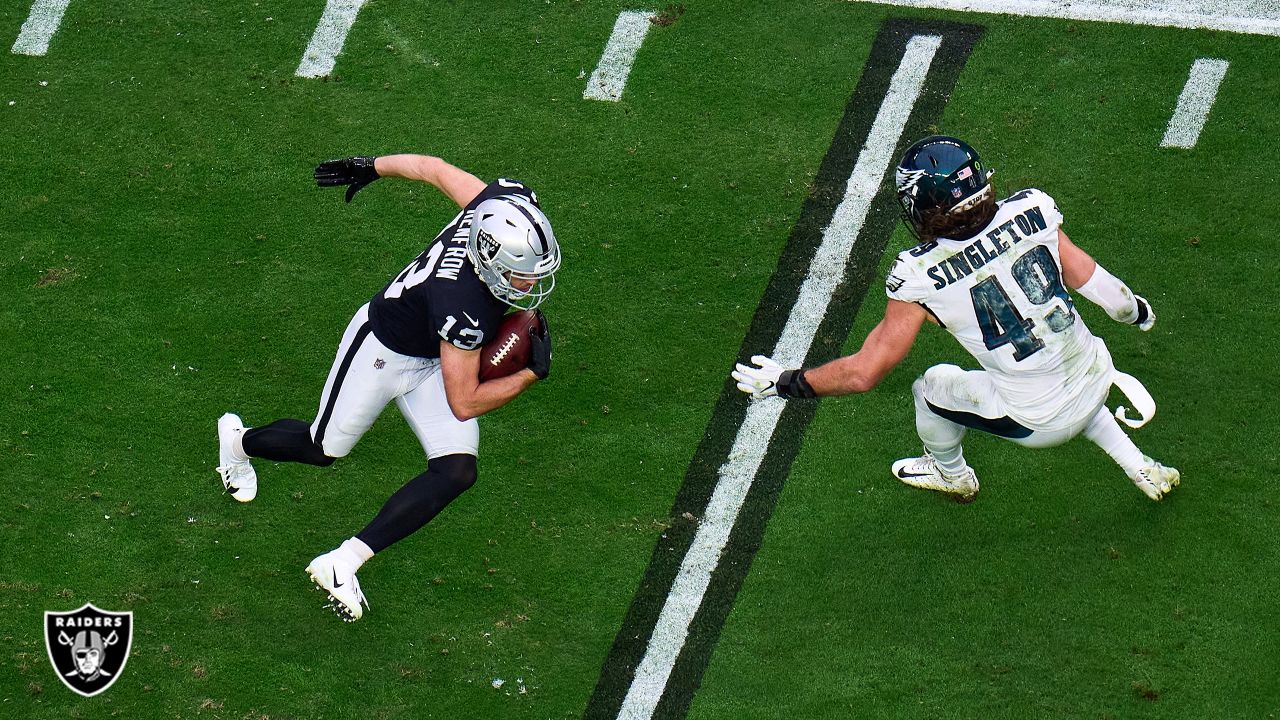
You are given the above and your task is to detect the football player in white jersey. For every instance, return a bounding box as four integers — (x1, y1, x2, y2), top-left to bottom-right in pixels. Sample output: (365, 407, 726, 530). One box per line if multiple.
(215, 154, 559, 620)
(733, 136, 1178, 502)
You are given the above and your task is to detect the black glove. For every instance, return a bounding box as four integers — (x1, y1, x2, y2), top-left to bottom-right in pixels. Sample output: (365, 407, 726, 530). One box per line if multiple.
(314, 156, 380, 203)
(527, 311, 552, 380)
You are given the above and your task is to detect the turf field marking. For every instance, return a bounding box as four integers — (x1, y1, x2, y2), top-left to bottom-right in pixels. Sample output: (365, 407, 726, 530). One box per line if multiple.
(614, 34, 943, 720)
(11, 0, 71, 56)
(296, 0, 369, 78)
(1161, 58, 1229, 149)
(584, 10, 655, 102)
(851, 0, 1280, 36)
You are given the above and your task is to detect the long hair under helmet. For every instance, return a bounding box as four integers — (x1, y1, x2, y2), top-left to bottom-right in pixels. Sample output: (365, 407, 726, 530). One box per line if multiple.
(894, 135, 996, 242)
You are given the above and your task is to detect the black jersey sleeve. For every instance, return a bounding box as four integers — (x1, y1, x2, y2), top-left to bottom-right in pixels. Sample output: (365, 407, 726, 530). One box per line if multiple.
(429, 279, 501, 352)
(470, 178, 540, 208)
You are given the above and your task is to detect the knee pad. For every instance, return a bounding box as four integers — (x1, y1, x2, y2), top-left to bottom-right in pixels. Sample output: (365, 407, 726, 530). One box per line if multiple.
(917, 364, 965, 403)
(303, 442, 338, 467)
(430, 453, 478, 492)
(922, 363, 965, 387)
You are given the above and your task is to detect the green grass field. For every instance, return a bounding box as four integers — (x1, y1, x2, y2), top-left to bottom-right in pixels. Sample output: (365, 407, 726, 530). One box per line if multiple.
(2, 2, 1278, 718)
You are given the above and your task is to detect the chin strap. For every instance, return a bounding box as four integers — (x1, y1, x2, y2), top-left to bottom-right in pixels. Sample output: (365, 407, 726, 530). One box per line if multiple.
(1112, 371, 1155, 428)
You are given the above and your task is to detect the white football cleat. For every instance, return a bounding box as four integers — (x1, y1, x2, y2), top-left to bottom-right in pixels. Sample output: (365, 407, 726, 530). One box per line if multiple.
(892, 454, 979, 502)
(216, 413, 257, 502)
(306, 551, 369, 622)
(1128, 457, 1180, 501)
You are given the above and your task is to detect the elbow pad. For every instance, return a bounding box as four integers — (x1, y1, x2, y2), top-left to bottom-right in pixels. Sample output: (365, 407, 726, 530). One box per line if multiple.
(1076, 264, 1140, 324)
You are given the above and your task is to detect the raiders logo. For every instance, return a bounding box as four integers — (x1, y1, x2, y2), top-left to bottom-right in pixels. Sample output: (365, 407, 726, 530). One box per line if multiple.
(44, 603, 133, 697)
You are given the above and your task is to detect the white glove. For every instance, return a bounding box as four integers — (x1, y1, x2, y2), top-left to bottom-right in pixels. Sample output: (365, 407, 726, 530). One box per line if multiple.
(1133, 295, 1155, 332)
(732, 355, 784, 399)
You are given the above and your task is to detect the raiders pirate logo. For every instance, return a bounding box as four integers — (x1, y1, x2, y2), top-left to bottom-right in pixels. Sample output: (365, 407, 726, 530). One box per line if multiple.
(44, 603, 133, 697)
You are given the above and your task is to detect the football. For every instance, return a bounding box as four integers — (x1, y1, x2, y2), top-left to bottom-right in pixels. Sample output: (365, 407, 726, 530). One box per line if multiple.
(479, 310, 542, 382)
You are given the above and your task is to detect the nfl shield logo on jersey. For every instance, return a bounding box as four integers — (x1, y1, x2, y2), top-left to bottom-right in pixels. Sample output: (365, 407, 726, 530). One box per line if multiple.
(44, 603, 133, 697)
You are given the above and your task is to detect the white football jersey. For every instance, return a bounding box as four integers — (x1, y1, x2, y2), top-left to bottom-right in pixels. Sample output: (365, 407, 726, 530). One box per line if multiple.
(885, 189, 1113, 429)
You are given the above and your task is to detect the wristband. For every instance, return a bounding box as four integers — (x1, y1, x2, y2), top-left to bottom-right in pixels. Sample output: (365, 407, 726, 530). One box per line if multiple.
(777, 369, 817, 399)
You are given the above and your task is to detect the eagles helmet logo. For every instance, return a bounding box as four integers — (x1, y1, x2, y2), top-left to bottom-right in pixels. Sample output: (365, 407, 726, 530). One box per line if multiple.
(44, 603, 133, 697)
(895, 168, 927, 215)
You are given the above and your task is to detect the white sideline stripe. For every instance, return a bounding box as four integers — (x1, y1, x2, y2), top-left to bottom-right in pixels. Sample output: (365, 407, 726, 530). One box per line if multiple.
(584, 10, 655, 102)
(1160, 58, 1229, 149)
(296, 0, 369, 78)
(851, 0, 1280, 36)
(615, 34, 944, 720)
(11, 0, 71, 56)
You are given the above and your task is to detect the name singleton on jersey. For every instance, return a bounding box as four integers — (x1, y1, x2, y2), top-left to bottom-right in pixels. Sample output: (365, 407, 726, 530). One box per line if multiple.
(926, 206, 1049, 290)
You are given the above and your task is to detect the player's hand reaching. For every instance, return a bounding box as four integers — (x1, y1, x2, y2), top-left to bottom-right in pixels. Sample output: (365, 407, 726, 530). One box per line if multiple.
(527, 311, 552, 380)
(734, 355, 785, 398)
(1132, 295, 1155, 332)
(315, 156, 380, 203)
(733, 355, 817, 399)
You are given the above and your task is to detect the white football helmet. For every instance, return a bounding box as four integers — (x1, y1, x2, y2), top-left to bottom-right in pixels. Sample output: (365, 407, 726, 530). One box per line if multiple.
(466, 194, 560, 309)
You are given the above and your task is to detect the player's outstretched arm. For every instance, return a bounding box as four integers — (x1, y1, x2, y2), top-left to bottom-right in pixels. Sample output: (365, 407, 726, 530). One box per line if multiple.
(313, 154, 487, 208)
(439, 341, 538, 421)
(1059, 229, 1155, 331)
(733, 300, 926, 399)
(374, 155, 487, 208)
(804, 299, 927, 395)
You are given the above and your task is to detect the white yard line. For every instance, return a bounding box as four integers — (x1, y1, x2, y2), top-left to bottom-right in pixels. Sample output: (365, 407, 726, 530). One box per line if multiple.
(584, 10, 655, 102)
(296, 0, 370, 78)
(851, 0, 1280, 36)
(615, 34, 944, 720)
(1160, 58, 1229, 148)
(11, 0, 71, 56)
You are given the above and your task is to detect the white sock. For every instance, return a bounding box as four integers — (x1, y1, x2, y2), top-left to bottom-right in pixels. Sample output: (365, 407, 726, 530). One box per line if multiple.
(1082, 407, 1145, 476)
(230, 428, 250, 463)
(336, 537, 375, 571)
(914, 382, 969, 477)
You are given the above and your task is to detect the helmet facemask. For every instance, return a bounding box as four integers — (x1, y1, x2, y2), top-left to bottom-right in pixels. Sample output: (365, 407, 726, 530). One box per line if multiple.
(466, 195, 561, 310)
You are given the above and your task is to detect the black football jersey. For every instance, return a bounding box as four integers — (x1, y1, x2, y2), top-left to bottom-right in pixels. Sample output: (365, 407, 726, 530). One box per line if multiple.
(368, 179, 540, 359)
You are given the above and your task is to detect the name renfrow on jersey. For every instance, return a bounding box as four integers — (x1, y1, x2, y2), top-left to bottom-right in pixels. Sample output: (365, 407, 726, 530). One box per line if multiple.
(435, 211, 474, 282)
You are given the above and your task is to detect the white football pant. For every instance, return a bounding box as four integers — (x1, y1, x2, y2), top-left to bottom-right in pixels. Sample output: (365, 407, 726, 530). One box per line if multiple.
(913, 363, 1144, 477)
(310, 304, 478, 460)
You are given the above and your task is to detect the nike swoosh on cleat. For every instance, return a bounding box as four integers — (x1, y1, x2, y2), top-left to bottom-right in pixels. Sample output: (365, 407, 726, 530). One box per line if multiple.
(332, 569, 344, 588)
(896, 470, 932, 479)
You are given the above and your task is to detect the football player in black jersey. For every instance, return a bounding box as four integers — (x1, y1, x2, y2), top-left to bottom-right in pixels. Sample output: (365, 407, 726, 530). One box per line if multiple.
(215, 154, 559, 621)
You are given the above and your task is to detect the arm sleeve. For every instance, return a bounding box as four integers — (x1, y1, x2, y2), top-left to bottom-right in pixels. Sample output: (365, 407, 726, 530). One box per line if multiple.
(1075, 263, 1141, 324)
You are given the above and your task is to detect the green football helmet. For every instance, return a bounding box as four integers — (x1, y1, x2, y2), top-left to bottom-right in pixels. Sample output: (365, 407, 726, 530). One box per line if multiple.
(894, 135, 996, 241)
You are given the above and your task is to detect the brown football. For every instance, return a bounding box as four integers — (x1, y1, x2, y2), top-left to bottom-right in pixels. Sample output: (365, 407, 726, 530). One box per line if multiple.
(479, 310, 542, 382)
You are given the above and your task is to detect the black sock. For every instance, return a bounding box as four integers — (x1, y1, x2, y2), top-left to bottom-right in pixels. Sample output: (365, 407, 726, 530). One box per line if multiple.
(241, 419, 335, 467)
(356, 454, 478, 553)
